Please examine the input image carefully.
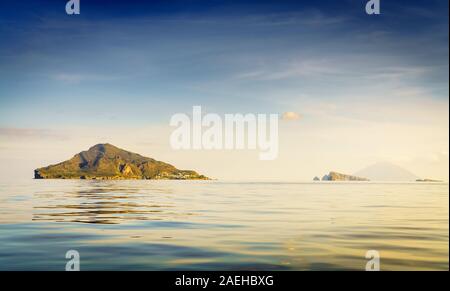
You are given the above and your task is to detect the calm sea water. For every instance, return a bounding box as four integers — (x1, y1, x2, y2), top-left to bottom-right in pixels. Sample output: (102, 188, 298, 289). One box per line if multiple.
(0, 180, 448, 271)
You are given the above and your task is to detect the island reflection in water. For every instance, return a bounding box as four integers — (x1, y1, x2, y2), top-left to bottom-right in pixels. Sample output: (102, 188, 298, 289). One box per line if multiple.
(33, 183, 183, 224)
(0, 180, 448, 270)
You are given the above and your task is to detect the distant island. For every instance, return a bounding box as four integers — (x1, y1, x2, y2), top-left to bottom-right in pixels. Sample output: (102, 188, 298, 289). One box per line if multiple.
(34, 143, 209, 180)
(314, 163, 443, 182)
(353, 162, 418, 181)
(416, 179, 443, 183)
(317, 171, 369, 181)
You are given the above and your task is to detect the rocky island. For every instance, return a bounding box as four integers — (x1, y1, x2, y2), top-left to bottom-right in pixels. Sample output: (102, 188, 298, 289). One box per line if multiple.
(34, 143, 209, 180)
(320, 171, 369, 181)
(416, 179, 443, 183)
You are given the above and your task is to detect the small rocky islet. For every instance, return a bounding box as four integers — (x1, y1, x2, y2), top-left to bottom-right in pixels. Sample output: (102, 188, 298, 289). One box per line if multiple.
(314, 171, 369, 181)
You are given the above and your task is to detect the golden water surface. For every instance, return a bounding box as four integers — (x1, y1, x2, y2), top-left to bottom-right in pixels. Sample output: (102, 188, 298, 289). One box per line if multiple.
(0, 180, 448, 270)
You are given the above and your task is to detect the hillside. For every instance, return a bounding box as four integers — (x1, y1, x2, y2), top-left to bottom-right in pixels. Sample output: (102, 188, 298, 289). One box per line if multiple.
(34, 143, 209, 180)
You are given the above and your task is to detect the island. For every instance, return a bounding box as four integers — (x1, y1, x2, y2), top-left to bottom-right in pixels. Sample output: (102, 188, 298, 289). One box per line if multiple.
(34, 143, 209, 180)
(416, 179, 443, 183)
(320, 171, 369, 181)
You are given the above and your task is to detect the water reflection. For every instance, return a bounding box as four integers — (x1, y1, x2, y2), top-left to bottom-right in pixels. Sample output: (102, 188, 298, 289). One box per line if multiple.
(33, 181, 194, 224)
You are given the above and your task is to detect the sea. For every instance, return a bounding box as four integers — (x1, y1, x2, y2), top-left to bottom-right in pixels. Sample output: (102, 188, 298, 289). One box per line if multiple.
(0, 180, 448, 270)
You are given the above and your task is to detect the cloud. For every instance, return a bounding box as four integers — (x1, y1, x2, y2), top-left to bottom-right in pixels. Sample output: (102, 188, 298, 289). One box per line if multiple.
(0, 127, 68, 140)
(235, 59, 339, 81)
(52, 73, 120, 84)
(281, 112, 301, 121)
(366, 66, 430, 81)
(241, 10, 349, 28)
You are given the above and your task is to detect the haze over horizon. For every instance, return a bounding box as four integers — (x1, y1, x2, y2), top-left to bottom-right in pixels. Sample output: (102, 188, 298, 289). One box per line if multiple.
(0, 0, 448, 181)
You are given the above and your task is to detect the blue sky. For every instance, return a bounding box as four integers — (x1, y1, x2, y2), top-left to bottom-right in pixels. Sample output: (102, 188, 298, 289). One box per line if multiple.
(0, 0, 448, 180)
(0, 0, 448, 126)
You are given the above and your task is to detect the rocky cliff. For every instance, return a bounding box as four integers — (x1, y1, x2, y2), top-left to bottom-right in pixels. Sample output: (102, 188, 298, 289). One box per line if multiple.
(34, 143, 209, 180)
(321, 171, 369, 181)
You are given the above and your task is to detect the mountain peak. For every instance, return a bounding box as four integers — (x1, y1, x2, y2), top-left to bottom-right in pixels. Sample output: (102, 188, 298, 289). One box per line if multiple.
(88, 143, 119, 152)
(354, 162, 418, 181)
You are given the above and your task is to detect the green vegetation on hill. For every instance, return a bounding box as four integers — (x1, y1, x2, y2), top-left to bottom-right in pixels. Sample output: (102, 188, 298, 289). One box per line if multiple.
(34, 143, 209, 180)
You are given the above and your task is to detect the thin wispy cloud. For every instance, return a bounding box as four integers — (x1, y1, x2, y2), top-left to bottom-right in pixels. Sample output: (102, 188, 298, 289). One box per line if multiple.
(0, 127, 68, 140)
(52, 73, 121, 84)
(235, 59, 340, 81)
(237, 10, 349, 27)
